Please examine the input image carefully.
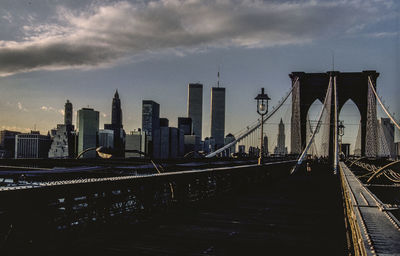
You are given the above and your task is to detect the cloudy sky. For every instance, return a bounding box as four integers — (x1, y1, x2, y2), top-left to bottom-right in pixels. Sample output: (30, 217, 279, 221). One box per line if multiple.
(0, 0, 399, 150)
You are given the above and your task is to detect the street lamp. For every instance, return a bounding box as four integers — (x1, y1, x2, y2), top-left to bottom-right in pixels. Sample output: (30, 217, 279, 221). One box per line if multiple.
(255, 88, 271, 165)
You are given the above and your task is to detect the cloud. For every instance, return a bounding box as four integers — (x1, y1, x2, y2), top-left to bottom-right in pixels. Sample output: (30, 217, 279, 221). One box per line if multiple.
(17, 102, 28, 112)
(0, 125, 31, 133)
(40, 105, 64, 115)
(2, 11, 12, 23)
(0, 0, 394, 76)
(365, 31, 397, 38)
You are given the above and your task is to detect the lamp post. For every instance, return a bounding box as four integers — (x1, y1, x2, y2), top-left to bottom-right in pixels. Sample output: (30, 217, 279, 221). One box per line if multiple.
(255, 88, 271, 165)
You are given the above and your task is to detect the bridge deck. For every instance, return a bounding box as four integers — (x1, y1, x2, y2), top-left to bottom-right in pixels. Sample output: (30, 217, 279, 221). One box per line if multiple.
(36, 164, 346, 255)
(340, 162, 400, 255)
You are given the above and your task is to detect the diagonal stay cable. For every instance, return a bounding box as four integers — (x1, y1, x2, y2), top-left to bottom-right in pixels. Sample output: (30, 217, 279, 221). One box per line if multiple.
(205, 78, 299, 158)
(368, 77, 400, 131)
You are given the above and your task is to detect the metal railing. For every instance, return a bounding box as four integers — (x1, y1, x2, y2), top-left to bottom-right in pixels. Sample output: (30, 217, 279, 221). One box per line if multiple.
(0, 160, 295, 251)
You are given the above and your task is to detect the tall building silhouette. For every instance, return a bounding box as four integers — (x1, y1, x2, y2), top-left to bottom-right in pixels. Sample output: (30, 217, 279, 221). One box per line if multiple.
(224, 133, 235, 156)
(142, 100, 160, 138)
(104, 90, 125, 157)
(187, 83, 203, 139)
(178, 117, 192, 135)
(378, 118, 395, 158)
(111, 90, 122, 128)
(274, 119, 288, 155)
(263, 135, 269, 156)
(142, 100, 160, 158)
(49, 100, 75, 158)
(0, 130, 21, 158)
(64, 100, 73, 126)
(77, 108, 99, 158)
(210, 87, 225, 149)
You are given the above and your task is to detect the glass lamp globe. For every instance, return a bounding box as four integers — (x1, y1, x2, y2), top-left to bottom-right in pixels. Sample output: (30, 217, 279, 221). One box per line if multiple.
(258, 101, 267, 114)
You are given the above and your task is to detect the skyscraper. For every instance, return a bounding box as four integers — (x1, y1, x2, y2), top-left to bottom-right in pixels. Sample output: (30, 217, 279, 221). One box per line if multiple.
(98, 129, 114, 149)
(187, 83, 203, 139)
(15, 131, 51, 159)
(274, 119, 288, 155)
(378, 118, 395, 158)
(77, 108, 99, 158)
(224, 133, 236, 157)
(263, 135, 269, 156)
(111, 90, 122, 128)
(64, 100, 73, 126)
(104, 90, 125, 157)
(210, 87, 225, 149)
(178, 117, 192, 135)
(49, 100, 75, 158)
(142, 100, 160, 138)
(48, 124, 72, 158)
(0, 130, 21, 158)
(142, 100, 160, 157)
(125, 130, 147, 158)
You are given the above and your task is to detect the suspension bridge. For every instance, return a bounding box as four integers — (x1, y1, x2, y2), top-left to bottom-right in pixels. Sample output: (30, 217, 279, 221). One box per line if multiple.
(1, 70, 400, 255)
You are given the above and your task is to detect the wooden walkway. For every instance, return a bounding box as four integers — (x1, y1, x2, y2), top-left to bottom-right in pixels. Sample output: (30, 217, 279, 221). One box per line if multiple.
(340, 162, 400, 255)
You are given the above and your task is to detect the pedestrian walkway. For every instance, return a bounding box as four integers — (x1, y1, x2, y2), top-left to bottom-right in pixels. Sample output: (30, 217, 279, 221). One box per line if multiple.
(53, 163, 346, 256)
(340, 162, 400, 255)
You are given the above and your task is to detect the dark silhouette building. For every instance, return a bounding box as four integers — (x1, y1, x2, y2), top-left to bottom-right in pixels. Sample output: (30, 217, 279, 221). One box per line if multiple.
(0, 130, 21, 158)
(142, 100, 160, 158)
(187, 83, 203, 139)
(49, 100, 76, 158)
(104, 90, 125, 157)
(210, 87, 226, 149)
(77, 108, 99, 158)
(274, 119, 288, 155)
(178, 117, 192, 135)
(64, 100, 73, 126)
(159, 118, 169, 127)
(15, 131, 51, 159)
(263, 135, 269, 156)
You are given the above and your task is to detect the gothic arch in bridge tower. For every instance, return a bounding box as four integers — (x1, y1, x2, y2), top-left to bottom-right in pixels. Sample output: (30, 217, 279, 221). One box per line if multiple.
(339, 99, 361, 155)
(290, 71, 379, 157)
(306, 99, 324, 156)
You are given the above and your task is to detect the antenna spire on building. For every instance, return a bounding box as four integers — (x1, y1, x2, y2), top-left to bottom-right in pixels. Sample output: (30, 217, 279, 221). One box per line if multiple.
(217, 66, 220, 88)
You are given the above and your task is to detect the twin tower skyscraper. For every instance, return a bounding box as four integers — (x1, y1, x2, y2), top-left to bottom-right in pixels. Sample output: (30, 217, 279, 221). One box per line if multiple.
(188, 83, 226, 149)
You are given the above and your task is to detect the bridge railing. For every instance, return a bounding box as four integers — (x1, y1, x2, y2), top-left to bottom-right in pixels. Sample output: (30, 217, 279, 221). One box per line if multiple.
(339, 162, 376, 256)
(0, 160, 295, 250)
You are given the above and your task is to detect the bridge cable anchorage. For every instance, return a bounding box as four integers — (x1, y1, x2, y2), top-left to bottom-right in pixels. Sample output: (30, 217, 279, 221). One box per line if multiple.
(368, 76, 400, 131)
(290, 76, 333, 175)
(205, 78, 299, 158)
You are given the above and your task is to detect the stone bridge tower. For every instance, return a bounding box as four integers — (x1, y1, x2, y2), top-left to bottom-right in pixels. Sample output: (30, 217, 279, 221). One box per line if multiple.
(290, 70, 379, 158)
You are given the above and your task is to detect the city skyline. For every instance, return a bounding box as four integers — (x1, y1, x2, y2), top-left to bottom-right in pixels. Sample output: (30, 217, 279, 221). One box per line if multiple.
(0, 0, 399, 147)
